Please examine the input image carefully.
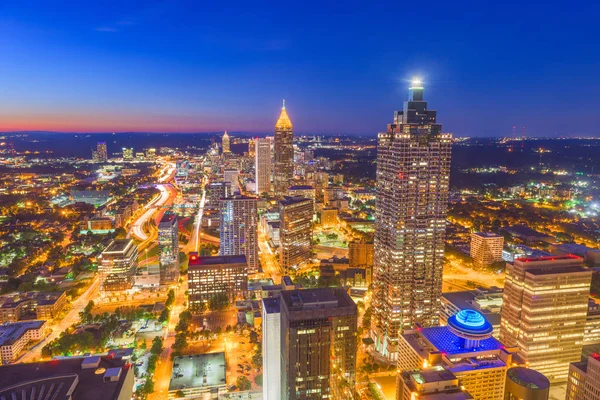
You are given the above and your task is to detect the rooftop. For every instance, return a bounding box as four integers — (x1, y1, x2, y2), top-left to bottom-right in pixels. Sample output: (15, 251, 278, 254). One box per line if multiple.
(262, 297, 280, 314)
(169, 352, 226, 391)
(188, 254, 247, 267)
(0, 355, 132, 400)
(159, 211, 177, 224)
(472, 231, 502, 238)
(280, 287, 356, 314)
(279, 195, 311, 206)
(102, 239, 134, 254)
(418, 325, 504, 355)
(288, 185, 314, 190)
(0, 291, 65, 309)
(0, 320, 46, 346)
(506, 367, 550, 390)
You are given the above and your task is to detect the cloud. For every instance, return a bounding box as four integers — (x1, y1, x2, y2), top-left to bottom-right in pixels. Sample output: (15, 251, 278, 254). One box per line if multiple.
(95, 27, 119, 33)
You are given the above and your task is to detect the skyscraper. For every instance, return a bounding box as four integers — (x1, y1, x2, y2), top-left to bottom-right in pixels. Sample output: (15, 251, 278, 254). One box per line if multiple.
(500, 255, 592, 382)
(273, 100, 294, 198)
(279, 288, 357, 400)
(95, 141, 108, 162)
(122, 147, 134, 161)
(219, 194, 259, 274)
(158, 211, 179, 284)
(279, 196, 313, 271)
(255, 137, 272, 195)
(262, 297, 281, 400)
(98, 239, 138, 293)
(371, 80, 452, 360)
(222, 131, 231, 153)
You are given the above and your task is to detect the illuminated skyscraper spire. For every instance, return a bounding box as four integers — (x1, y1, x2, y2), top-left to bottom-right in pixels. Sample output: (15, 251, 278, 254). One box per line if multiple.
(274, 100, 294, 198)
(275, 99, 293, 130)
(222, 130, 231, 153)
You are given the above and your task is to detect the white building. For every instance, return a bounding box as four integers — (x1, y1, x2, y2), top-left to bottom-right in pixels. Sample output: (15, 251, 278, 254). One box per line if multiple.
(261, 297, 280, 400)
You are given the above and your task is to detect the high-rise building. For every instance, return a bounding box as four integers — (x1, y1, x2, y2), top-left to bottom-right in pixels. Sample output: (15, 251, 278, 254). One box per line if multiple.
(158, 211, 179, 285)
(219, 194, 259, 273)
(95, 141, 108, 162)
(255, 137, 271, 194)
(321, 207, 338, 228)
(98, 239, 138, 293)
(566, 353, 600, 400)
(505, 367, 550, 400)
(222, 131, 231, 153)
(187, 254, 248, 313)
(248, 138, 256, 157)
(500, 255, 592, 382)
(280, 288, 357, 400)
(273, 100, 294, 198)
(262, 297, 281, 400)
(122, 147, 134, 161)
(397, 367, 474, 400)
(279, 196, 313, 270)
(470, 232, 504, 266)
(371, 80, 452, 360)
(397, 309, 520, 400)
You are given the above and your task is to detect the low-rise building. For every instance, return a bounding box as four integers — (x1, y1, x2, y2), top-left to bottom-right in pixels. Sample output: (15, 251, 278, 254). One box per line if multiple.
(566, 353, 600, 400)
(440, 287, 503, 338)
(470, 232, 504, 265)
(168, 352, 226, 399)
(397, 367, 474, 400)
(0, 291, 67, 323)
(0, 320, 48, 364)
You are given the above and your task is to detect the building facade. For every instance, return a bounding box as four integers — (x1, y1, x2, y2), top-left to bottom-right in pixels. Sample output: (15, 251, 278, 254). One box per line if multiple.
(219, 194, 259, 274)
(187, 254, 248, 313)
(505, 367, 550, 400)
(0, 292, 67, 323)
(98, 239, 139, 293)
(0, 320, 48, 364)
(397, 367, 474, 400)
(280, 288, 357, 400)
(222, 131, 231, 153)
(566, 353, 600, 400)
(500, 255, 592, 382)
(279, 196, 313, 270)
(371, 81, 452, 360)
(273, 100, 294, 198)
(95, 141, 108, 162)
(255, 137, 271, 194)
(158, 211, 179, 285)
(470, 232, 504, 265)
(262, 297, 281, 400)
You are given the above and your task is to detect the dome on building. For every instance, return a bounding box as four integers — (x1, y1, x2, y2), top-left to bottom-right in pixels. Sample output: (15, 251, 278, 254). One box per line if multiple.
(448, 309, 493, 340)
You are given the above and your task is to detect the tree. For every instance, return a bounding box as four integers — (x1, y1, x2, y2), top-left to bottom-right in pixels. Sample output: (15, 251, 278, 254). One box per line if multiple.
(362, 306, 372, 330)
(165, 289, 175, 308)
(236, 376, 252, 391)
(254, 373, 263, 386)
(150, 336, 164, 355)
(208, 293, 229, 311)
(175, 390, 186, 398)
(172, 332, 188, 357)
(159, 308, 170, 323)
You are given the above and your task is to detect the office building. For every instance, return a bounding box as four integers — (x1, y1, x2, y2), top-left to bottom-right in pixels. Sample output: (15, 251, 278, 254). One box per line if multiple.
(224, 168, 239, 190)
(0, 354, 134, 399)
(348, 239, 374, 268)
(321, 207, 338, 228)
(122, 147, 133, 161)
(0, 320, 48, 364)
(0, 291, 67, 323)
(273, 100, 294, 198)
(255, 137, 271, 194)
(500, 255, 592, 382)
(566, 353, 600, 400)
(288, 185, 316, 205)
(262, 297, 281, 400)
(98, 239, 139, 293)
(280, 288, 357, 400)
(470, 232, 504, 266)
(94, 141, 108, 162)
(371, 80, 452, 360)
(187, 254, 248, 313)
(158, 211, 179, 284)
(222, 130, 231, 153)
(397, 309, 519, 400)
(396, 367, 474, 400)
(504, 367, 550, 400)
(219, 194, 259, 273)
(440, 287, 504, 338)
(279, 196, 313, 270)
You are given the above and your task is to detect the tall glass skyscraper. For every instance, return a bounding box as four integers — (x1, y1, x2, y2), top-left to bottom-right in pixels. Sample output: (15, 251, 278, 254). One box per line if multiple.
(255, 137, 272, 194)
(273, 100, 294, 199)
(219, 194, 259, 274)
(371, 81, 452, 361)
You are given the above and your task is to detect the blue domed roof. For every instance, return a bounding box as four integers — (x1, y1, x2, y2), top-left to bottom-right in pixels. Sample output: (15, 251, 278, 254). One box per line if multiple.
(448, 309, 493, 336)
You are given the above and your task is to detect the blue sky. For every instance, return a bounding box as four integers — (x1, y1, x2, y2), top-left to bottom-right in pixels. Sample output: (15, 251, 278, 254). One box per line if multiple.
(0, 0, 599, 136)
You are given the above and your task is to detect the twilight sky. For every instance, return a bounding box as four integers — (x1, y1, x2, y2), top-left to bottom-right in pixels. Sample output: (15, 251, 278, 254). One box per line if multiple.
(0, 0, 599, 137)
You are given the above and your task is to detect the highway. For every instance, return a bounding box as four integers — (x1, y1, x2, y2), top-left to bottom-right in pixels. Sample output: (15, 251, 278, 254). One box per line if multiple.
(130, 183, 172, 241)
(258, 225, 282, 281)
(183, 176, 207, 254)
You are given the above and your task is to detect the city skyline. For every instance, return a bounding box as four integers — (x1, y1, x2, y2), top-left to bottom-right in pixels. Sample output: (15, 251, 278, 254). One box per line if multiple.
(1, 1, 599, 137)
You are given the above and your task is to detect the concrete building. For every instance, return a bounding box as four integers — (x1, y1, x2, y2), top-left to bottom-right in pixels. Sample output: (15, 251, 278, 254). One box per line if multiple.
(348, 240, 374, 268)
(440, 287, 503, 338)
(279, 196, 313, 271)
(187, 254, 248, 313)
(158, 211, 179, 285)
(397, 309, 519, 400)
(566, 353, 600, 400)
(470, 232, 504, 266)
(169, 352, 226, 399)
(262, 297, 281, 400)
(280, 288, 357, 400)
(0, 291, 67, 323)
(273, 100, 294, 198)
(504, 367, 550, 400)
(98, 239, 139, 293)
(500, 255, 592, 382)
(321, 207, 338, 228)
(255, 137, 271, 194)
(0, 320, 48, 364)
(0, 354, 134, 399)
(372, 80, 452, 361)
(288, 185, 316, 206)
(396, 367, 474, 400)
(219, 194, 259, 274)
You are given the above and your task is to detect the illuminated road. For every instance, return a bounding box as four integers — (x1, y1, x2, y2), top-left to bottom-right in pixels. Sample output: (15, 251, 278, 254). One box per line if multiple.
(20, 276, 100, 363)
(184, 176, 207, 254)
(258, 225, 282, 281)
(130, 184, 172, 241)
